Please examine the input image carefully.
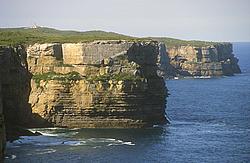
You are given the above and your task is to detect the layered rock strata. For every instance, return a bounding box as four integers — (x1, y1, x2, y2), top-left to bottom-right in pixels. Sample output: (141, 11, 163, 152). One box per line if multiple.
(0, 38, 241, 160)
(28, 41, 168, 128)
(166, 43, 241, 77)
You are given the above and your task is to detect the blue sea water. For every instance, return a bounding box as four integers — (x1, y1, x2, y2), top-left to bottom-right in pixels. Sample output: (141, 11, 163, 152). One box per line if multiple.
(5, 43, 250, 163)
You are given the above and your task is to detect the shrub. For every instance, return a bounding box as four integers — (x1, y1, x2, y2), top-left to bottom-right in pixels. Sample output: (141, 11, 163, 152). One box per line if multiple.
(87, 73, 142, 82)
(32, 71, 82, 86)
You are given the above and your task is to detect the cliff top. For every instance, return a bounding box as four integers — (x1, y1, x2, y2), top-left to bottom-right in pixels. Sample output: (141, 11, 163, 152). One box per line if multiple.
(0, 27, 229, 47)
(151, 37, 230, 48)
(0, 27, 143, 46)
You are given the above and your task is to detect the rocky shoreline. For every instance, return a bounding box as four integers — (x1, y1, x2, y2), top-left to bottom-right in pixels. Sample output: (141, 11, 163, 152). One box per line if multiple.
(0, 41, 169, 161)
(0, 39, 241, 162)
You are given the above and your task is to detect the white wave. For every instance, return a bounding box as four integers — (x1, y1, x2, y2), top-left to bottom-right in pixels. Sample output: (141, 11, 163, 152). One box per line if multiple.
(39, 131, 79, 137)
(36, 149, 56, 155)
(27, 149, 57, 155)
(7, 134, 135, 148)
(28, 128, 61, 137)
(28, 128, 79, 137)
(122, 142, 135, 146)
(39, 132, 59, 137)
(61, 140, 86, 146)
(60, 131, 79, 136)
(8, 135, 81, 147)
(67, 138, 135, 147)
(107, 143, 113, 146)
(193, 76, 212, 79)
(106, 141, 135, 146)
(7, 135, 64, 147)
(28, 127, 65, 133)
(88, 138, 117, 142)
(5, 154, 16, 159)
(69, 128, 80, 131)
(37, 127, 65, 130)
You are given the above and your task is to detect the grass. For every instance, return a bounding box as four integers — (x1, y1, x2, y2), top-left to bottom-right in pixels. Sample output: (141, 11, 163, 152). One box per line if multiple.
(87, 73, 143, 82)
(0, 26, 227, 48)
(150, 37, 229, 48)
(0, 27, 141, 46)
(55, 61, 74, 67)
(32, 71, 82, 86)
(32, 71, 143, 87)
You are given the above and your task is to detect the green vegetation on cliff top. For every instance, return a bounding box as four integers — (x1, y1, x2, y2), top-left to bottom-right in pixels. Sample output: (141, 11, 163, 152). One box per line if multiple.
(150, 37, 227, 48)
(0, 27, 138, 46)
(0, 26, 227, 47)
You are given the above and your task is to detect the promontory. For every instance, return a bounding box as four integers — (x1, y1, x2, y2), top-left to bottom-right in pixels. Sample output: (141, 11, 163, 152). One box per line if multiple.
(0, 27, 241, 161)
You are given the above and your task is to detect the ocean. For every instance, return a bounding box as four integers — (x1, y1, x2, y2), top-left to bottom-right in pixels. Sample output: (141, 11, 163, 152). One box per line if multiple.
(5, 43, 250, 163)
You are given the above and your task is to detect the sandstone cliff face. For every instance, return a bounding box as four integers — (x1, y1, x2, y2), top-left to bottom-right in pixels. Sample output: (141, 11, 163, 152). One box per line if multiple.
(166, 43, 241, 77)
(0, 41, 168, 158)
(62, 41, 133, 65)
(28, 41, 168, 128)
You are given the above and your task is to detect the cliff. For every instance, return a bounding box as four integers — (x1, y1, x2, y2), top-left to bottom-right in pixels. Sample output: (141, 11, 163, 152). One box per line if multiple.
(27, 41, 168, 128)
(0, 78, 5, 162)
(0, 27, 242, 160)
(0, 41, 168, 159)
(166, 43, 241, 77)
(157, 43, 177, 77)
(0, 27, 241, 78)
(0, 45, 32, 161)
(151, 37, 241, 77)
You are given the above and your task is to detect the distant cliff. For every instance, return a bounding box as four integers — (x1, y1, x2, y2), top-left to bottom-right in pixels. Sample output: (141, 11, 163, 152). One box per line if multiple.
(152, 37, 241, 78)
(166, 43, 241, 77)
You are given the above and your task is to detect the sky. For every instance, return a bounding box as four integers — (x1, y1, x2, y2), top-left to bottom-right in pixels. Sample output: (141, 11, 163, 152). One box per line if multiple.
(0, 0, 250, 42)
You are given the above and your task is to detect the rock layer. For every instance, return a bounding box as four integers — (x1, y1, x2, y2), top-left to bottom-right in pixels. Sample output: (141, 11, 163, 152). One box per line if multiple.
(166, 43, 241, 77)
(28, 41, 168, 128)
